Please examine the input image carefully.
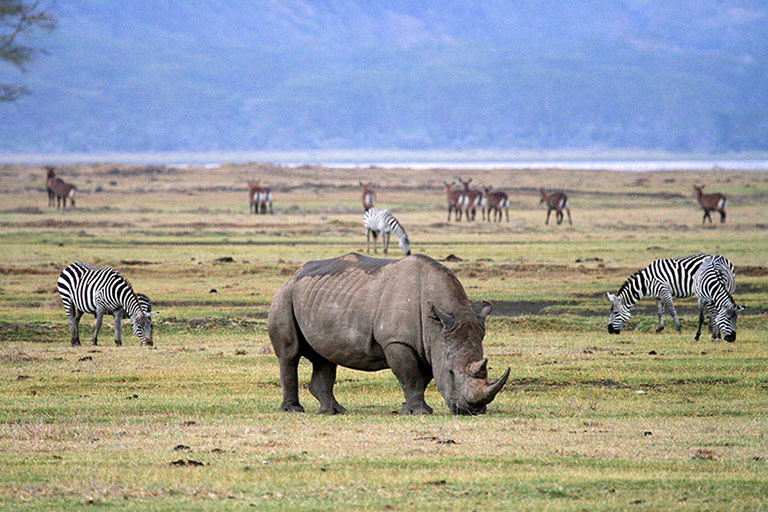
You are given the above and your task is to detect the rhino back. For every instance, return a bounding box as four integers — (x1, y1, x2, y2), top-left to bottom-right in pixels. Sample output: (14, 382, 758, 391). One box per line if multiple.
(289, 254, 434, 371)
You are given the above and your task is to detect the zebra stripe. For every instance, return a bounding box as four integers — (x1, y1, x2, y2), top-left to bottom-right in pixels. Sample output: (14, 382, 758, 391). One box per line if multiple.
(607, 254, 734, 334)
(693, 255, 742, 342)
(57, 262, 153, 346)
(363, 207, 411, 256)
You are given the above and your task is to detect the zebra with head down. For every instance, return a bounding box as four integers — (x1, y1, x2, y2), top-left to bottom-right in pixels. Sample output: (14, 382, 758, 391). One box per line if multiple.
(606, 254, 734, 335)
(693, 255, 744, 342)
(57, 262, 157, 346)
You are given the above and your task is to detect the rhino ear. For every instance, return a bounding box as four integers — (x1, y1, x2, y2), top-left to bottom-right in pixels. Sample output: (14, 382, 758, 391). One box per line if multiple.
(475, 300, 492, 320)
(427, 301, 456, 332)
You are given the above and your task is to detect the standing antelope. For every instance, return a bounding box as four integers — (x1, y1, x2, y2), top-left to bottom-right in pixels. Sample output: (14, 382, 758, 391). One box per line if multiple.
(444, 182, 463, 221)
(363, 207, 411, 256)
(693, 185, 726, 224)
(248, 181, 273, 214)
(50, 176, 77, 209)
(457, 178, 482, 222)
(540, 189, 571, 225)
(45, 166, 58, 207)
(483, 186, 510, 223)
(360, 182, 376, 212)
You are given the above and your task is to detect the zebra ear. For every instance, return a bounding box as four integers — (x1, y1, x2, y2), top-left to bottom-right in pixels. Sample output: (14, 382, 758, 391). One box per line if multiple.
(736, 305, 746, 312)
(606, 292, 616, 302)
(148, 311, 159, 317)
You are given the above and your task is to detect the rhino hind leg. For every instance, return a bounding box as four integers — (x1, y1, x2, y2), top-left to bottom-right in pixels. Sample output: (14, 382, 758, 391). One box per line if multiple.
(385, 343, 433, 415)
(308, 358, 347, 415)
(268, 285, 305, 413)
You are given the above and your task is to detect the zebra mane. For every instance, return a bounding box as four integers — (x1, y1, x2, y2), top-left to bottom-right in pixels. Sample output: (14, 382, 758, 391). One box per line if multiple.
(617, 270, 645, 303)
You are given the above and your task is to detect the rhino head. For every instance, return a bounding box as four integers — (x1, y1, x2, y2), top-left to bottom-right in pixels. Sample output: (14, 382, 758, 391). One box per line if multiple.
(427, 300, 510, 415)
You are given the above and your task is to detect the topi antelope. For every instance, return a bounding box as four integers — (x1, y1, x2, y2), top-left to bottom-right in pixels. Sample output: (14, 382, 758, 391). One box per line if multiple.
(483, 186, 510, 223)
(248, 181, 273, 214)
(693, 185, 726, 224)
(540, 189, 571, 225)
(360, 181, 376, 212)
(457, 178, 482, 222)
(49, 174, 77, 209)
(444, 181, 463, 221)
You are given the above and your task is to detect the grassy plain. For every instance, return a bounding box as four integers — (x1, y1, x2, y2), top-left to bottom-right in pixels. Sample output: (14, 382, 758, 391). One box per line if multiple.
(0, 163, 767, 510)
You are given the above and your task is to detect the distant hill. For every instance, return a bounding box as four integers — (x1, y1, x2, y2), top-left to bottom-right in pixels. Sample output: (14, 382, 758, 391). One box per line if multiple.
(1, 1, 766, 154)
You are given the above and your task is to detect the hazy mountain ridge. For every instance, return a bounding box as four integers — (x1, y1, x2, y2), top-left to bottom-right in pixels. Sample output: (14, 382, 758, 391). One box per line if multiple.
(1, 1, 766, 153)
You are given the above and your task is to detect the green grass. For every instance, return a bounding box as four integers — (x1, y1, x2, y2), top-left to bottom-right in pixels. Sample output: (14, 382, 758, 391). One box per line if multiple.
(0, 164, 767, 510)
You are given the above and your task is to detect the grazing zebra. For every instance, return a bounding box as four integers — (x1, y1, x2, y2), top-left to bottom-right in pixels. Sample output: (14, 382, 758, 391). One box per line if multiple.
(444, 182, 463, 221)
(57, 262, 156, 346)
(483, 186, 510, 223)
(693, 255, 744, 342)
(363, 207, 411, 256)
(693, 185, 726, 224)
(360, 181, 376, 211)
(540, 189, 571, 225)
(606, 254, 734, 335)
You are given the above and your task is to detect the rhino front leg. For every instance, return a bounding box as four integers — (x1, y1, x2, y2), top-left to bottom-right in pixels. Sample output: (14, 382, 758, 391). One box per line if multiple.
(385, 343, 433, 415)
(308, 358, 346, 415)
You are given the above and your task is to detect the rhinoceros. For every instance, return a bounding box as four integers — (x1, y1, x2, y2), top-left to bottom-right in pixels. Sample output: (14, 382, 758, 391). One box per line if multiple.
(267, 252, 510, 415)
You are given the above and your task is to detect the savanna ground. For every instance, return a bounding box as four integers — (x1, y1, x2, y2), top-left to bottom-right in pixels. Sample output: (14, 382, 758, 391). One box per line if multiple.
(0, 163, 767, 511)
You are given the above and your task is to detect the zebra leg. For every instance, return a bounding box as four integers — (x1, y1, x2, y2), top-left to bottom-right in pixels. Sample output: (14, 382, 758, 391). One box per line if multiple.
(665, 298, 682, 334)
(92, 309, 104, 345)
(383, 232, 389, 254)
(308, 358, 346, 414)
(69, 310, 83, 346)
(366, 229, 370, 253)
(114, 310, 123, 346)
(655, 299, 665, 333)
(694, 307, 704, 341)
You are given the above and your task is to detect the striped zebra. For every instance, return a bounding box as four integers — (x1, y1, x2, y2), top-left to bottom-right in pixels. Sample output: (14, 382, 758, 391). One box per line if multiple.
(363, 207, 411, 256)
(693, 255, 744, 342)
(57, 262, 156, 346)
(606, 254, 734, 335)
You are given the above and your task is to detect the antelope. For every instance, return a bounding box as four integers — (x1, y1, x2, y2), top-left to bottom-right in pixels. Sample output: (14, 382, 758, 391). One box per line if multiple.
(457, 178, 482, 222)
(444, 182, 463, 221)
(248, 181, 273, 214)
(540, 189, 571, 225)
(360, 182, 376, 212)
(45, 166, 58, 207)
(483, 186, 510, 223)
(693, 185, 726, 224)
(50, 175, 77, 209)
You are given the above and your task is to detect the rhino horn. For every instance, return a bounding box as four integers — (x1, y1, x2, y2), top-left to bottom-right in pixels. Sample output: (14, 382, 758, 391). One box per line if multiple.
(466, 358, 488, 378)
(479, 367, 510, 404)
